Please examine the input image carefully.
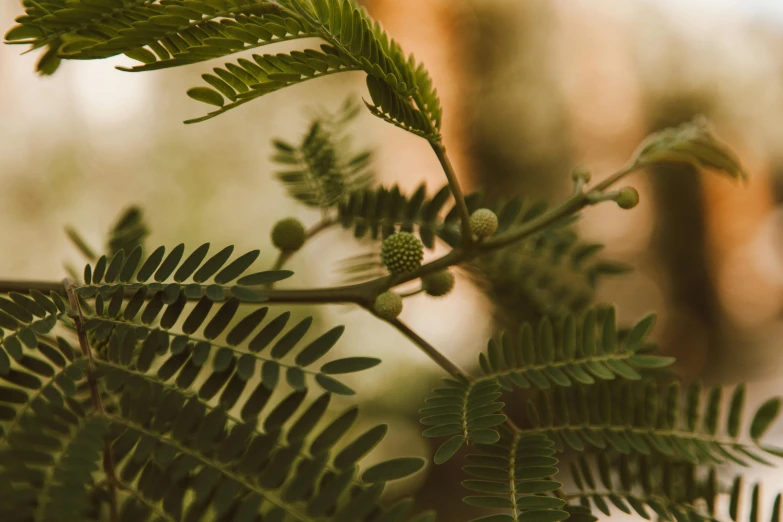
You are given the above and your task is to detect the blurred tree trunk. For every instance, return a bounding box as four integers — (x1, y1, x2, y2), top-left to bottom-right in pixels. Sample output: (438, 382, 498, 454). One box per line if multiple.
(644, 98, 725, 379)
(461, 0, 574, 202)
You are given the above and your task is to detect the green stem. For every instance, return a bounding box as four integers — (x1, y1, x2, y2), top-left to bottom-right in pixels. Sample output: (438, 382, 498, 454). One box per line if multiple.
(431, 141, 473, 248)
(508, 433, 521, 519)
(64, 279, 119, 522)
(383, 316, 523, 434)
(386, 317, 468, 378)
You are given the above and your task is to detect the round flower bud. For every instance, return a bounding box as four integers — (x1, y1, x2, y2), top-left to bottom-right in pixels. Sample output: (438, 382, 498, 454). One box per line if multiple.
(271, 218, 306, 251)
(380, 232, 424, 274)
(615, 187, 640, 210)
(373, 292, 403, 320)
(469, 208, 499, 239)
(571, 166, 592, 184)
(422, 270, 455, 297)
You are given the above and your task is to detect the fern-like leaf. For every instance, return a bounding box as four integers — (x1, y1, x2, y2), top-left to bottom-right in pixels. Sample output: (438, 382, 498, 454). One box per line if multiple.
(461, 429, 568, 522)
(86, 298, 375, 398)
(273, 99, 373, 210)
(525, 380, 782, 466)
(568, 454, 716, 521)
(338, 184, 453, 249)
(285, 0, 441, 136)
(478, 308, 669, 391)
(78, 243, 293, 303)
(421, 307, 668, 464)
(0, 291, 69, 373)
(0, 336, 98, 520)
(420, 377, 505, 464)
(4, 1, 288, 70)
(7, 1, 443, 138)
(105, 377, 429, 521)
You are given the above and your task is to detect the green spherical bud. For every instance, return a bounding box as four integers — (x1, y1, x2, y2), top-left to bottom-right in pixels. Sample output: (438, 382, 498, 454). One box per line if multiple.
(373, 292, 403, 320)
(422, 270, 455, 297)
(271, 218, 306, 251)
(571, 166, 592, 184)
(380, 232, 424, 274)
(615, 187, 640, 210)
(469, 208, 499, 239)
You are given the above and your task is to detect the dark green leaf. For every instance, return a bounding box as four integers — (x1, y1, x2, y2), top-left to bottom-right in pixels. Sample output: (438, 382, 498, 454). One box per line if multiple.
(362, 458, 425, 482)
(320, 357, 380, 374)
(751, 398, 780, 441)
(295, 326, 344, 367)
(334, 424, 387, 469)
(236, 270, 294, 286)
(214, 250, 260, 284)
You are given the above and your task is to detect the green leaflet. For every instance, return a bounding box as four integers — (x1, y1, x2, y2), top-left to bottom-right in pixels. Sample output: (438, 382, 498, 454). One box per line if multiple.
(102, 376, 430, 522)
(183, 47, 363, 123)
(421, 377, 505, 464)
(272, 99, 374, 210)
(86, 297, 366, 397)
(478, 307, 667, 392)
(461, 430, 565, 522)
(568, 454, 783, 522)
(529, 381, 783, 467)
(7, 0, 443, 140)
(77, 243, 292, 303)
(0, 293, 68, 374)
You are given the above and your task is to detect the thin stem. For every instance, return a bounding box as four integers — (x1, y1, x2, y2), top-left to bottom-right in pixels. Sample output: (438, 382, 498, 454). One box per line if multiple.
(63, 279, 118, 522)
(431, 141, 473, 248)
(509, 433, 520, 519)
(590, 161, 641, 193)
(0, 279, 67, 295)
(386, 318, 468, 378)
(384, 316, 524, 437)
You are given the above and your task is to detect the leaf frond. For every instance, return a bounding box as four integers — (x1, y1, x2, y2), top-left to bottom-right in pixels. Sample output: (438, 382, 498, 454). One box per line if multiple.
(461, 429, 567, 522)
(524, 380, 782, 466)
(184, 45, 362, 123)
(478, 307, 669, 392)
(0, 346, 99, 520)
(105, 376, 427, 522)
(0, 291, 70, 373)
(273, 98, 374, 211)
(567, 454, 716, 521)
(77, 243, 293, 303)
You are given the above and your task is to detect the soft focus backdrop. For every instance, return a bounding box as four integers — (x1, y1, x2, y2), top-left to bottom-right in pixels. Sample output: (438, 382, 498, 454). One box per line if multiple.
(3, 0, 783, 519)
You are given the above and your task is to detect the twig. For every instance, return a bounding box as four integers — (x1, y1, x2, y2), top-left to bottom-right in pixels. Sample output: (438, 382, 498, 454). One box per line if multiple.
(386, 317, 468, 378)
(384, 316, 523, 434)
(0, 279, 67, 295)
(431, 141, 474, 248)
(63, 279, 119, 522)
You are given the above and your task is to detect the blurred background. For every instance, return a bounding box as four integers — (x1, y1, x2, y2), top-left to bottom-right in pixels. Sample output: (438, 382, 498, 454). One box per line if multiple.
(3, 0, 783, 519)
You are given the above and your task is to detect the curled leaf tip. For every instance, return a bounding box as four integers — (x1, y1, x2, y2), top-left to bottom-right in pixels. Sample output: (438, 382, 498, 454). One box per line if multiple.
(635, 117, 748, 183)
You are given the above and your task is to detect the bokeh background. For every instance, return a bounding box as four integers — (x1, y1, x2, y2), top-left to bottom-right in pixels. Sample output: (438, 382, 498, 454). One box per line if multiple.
(3, 0, 783, 520)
